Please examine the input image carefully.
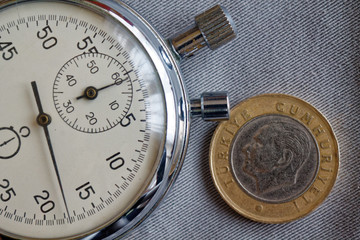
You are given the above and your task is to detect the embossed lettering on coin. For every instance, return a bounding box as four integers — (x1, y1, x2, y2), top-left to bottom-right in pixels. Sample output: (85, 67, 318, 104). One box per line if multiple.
(231, 115, 319, 203)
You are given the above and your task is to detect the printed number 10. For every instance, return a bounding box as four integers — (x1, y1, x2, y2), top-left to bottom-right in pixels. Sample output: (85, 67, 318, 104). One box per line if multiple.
(106, 152, 125, 170)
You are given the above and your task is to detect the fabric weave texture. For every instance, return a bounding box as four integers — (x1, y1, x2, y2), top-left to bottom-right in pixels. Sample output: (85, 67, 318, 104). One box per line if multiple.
(122, 0, 360, 239)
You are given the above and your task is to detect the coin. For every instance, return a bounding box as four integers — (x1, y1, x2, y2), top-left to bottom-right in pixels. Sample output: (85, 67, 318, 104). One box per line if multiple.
(209, 94, 339, 223)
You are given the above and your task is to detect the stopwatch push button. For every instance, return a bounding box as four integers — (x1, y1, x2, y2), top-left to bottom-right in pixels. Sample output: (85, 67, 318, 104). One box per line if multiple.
(191, 92, 230, 121)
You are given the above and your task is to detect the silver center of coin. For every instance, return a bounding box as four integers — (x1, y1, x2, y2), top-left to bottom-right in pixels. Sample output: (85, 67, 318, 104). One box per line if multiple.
(230, 114, 319, 203)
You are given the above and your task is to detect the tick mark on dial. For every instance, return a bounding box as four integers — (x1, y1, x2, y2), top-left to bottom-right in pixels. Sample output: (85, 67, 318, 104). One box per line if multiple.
(107, 118, 112, 126)
(72, 118, 78, 127)
(107, 59, 113, 68)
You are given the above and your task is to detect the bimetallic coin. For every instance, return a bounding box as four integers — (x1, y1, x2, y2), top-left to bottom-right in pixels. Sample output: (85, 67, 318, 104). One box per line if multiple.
(210, 94, 339, 223)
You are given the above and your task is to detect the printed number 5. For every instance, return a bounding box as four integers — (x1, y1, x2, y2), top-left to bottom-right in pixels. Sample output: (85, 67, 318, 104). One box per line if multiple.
(120, 113, 136, 127)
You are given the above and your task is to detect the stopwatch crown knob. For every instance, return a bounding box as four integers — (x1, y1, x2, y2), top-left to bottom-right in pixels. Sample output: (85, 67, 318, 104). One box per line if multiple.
(195, 5, 237, 50)
(169, 5, 237, 59)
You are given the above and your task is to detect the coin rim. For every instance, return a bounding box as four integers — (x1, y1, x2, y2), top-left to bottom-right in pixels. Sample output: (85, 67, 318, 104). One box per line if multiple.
(209, 93, 339, 223)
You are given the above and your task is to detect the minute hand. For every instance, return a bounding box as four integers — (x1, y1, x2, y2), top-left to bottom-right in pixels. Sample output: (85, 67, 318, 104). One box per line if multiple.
(76, 77, 127, 100)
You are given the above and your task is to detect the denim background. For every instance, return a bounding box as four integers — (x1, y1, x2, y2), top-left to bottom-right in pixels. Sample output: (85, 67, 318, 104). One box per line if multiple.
(121, 0, 360, 239)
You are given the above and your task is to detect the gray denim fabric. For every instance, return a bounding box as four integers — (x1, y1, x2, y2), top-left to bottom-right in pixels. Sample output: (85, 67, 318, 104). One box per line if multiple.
(122, 0, 360, 239)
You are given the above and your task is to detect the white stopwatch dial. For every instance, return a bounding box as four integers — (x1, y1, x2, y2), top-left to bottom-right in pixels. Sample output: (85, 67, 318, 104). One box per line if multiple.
(0, 0, 173, 239)
(0, 0, 235, 238)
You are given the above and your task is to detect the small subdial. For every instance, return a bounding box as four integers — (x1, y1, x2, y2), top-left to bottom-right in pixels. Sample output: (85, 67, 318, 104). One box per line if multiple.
(53, 53, 133, 133)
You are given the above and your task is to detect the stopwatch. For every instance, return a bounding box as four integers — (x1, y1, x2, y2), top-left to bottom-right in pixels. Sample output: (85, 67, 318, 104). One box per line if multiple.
(0, 0, 236, 239)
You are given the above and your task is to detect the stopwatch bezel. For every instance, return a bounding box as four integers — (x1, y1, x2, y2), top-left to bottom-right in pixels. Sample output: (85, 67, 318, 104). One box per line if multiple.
(0, 0, 190, 239)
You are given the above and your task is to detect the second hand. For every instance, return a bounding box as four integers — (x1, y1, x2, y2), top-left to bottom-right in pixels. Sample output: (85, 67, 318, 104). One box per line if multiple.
(31, 81, 72, 223)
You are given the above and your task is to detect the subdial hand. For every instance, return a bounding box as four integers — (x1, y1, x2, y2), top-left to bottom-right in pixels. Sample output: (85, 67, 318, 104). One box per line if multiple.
(31, 81, 72, 223)
(76, 77, 127, 100)
(0, 137, 15, 147)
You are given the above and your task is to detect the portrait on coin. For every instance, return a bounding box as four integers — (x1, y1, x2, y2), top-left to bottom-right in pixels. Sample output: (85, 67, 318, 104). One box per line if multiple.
(231, 115, 319, 202)
(242, 121, 311, 194)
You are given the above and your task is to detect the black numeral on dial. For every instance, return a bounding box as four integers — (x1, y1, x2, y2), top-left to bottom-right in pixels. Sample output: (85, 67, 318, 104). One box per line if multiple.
(37, 25, 58, 50)
(77, 36, 98, 54)
(63, 100, 75, 114)
(33, 190, 55, 214)
(0, 42, 18, 61)
(0, 179, 16, 202)
(109, 100, 120, 111)
(106, 152, 125, 170)
(76, 182, 95, 200)
(85, 112, 98, 125)
(87, 60, 99, 74)
(120, 113, 136, 127)
(66, 75, 77, 87)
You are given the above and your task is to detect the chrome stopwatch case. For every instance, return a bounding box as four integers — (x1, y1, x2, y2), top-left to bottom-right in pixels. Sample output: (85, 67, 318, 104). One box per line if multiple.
(0, 1, 236, 239)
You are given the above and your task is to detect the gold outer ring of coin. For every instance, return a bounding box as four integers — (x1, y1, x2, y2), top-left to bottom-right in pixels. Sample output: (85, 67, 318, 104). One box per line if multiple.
(209, 94, 339, 223)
